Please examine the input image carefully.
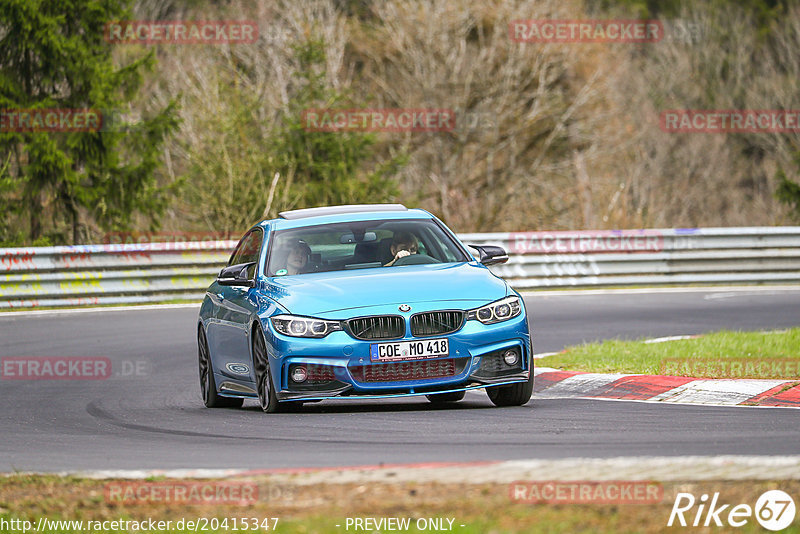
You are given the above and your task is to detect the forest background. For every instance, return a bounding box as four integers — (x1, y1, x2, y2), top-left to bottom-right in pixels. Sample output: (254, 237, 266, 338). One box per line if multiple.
(1, 0, 799, 246)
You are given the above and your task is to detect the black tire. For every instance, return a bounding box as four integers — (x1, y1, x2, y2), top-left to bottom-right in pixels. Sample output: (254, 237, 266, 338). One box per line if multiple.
(486, 359, 534, 407)
(252, 324, 284, 413)
(198, 327, 243, 408)
(426, 391, 466, 403)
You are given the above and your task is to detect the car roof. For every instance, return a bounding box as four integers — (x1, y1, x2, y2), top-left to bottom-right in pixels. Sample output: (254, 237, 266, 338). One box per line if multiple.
(279, 204, 408, 220)
(262, 204, 435, 231)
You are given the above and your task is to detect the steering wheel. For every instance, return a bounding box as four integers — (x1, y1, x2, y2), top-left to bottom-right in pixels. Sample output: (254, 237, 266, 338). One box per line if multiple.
(392, 253, 440, 266)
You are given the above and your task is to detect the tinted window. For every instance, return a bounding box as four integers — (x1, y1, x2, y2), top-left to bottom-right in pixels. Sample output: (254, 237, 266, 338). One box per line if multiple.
(228, 228, 263, 279)
(266, 219, 467, 276)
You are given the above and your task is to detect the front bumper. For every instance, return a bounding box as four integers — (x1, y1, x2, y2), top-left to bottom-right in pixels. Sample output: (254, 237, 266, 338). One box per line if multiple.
(262, 311, 532, 402)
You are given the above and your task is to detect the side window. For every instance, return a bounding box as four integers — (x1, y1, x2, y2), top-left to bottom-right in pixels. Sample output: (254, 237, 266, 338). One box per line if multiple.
(228, 229, 263, 279)
(426, 229, 458, 262)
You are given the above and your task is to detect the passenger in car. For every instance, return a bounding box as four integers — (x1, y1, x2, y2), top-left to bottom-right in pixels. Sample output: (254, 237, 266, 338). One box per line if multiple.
(384, 232, 419, 266)
(285, 240, 312, 275)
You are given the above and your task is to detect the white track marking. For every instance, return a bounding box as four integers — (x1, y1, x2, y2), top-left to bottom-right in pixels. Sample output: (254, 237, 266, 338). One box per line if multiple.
(521, 285, 800, 297)
(649, 379, 789, 405)
(643, 335, 696, 344)
(534, 372, 631, 398)
(16, 455, 800, 482)
(0, 303, 200, 318)
(560, 396, 800, 410)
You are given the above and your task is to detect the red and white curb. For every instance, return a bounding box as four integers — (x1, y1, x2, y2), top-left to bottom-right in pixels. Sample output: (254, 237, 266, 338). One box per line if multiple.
(534, 367, 800, 408)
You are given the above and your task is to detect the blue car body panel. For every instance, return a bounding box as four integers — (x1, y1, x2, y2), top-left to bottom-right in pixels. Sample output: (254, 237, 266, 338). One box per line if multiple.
(263, 263, 508, 315)
(198, 208, 532, 403)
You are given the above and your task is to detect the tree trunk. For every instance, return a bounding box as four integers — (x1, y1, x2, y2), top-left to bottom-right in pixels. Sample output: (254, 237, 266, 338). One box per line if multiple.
(29, 192, 41, 242)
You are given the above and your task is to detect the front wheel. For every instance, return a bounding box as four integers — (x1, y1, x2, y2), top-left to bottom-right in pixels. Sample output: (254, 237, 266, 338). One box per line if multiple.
(486, 367, 534, 407)
(198, 327, 243, 408)
(252, 324, 284, 413)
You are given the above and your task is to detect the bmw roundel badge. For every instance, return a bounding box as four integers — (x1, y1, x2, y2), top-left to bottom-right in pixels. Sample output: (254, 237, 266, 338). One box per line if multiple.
(226, 363, 250, 375)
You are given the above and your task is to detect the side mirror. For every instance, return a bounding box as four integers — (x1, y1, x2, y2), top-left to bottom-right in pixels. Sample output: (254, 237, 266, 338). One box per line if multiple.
(468, 244, 509, 266)
(217, 262, 256, 287)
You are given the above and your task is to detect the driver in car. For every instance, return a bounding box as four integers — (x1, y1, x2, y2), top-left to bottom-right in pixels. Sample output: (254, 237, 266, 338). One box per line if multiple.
(283, 240, 311, 275)
(384, 231, 418, 266)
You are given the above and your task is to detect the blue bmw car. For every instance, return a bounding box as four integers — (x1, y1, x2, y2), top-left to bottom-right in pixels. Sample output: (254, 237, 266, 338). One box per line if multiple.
(198, 204, 533, 412)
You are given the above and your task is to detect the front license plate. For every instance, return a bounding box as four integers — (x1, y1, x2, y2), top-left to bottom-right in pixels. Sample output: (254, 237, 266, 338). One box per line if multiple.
(370, 338, 449, 362)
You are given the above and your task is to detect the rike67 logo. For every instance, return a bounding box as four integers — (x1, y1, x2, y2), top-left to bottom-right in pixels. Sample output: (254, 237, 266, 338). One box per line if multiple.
(668, 490, 796, 531)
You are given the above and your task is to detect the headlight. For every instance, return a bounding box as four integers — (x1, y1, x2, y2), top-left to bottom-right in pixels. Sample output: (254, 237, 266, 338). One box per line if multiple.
(467, 296, 522, 324)
(270, 314, 342, 338)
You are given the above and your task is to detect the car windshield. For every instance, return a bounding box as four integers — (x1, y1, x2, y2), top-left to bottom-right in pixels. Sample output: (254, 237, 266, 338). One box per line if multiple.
(266, 218, 469, 276)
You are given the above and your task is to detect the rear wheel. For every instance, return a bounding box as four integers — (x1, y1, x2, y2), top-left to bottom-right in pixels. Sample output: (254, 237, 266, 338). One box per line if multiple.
(486, 359, 534, 407)
(198, 327, 243, 408)
(253, 324, 284, 413)
(426, 391, 466, 403)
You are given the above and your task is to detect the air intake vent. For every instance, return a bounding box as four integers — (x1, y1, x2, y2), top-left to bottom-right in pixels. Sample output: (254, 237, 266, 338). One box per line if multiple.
(410, 311, 464, 337)
(350, 358, 466, 383)
(346, 315, 405, 340)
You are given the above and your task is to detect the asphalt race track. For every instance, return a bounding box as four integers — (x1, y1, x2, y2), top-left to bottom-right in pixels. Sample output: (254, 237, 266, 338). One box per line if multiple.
(1, 288, 798, 472)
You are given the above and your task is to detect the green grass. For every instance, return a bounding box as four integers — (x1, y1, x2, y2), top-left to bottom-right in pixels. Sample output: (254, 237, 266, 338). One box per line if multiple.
(2, 476, 800, 533)
(541, 328, 800, 379)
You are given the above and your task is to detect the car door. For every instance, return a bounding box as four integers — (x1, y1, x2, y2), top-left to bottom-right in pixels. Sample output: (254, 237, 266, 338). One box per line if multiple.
(211, 228, 264, 374)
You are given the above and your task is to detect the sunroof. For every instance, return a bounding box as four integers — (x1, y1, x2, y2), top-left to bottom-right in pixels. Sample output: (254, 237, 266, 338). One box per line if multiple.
(278, 204, 408, 220)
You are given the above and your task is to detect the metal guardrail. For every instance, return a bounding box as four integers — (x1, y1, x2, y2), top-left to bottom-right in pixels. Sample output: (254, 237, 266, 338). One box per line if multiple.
(461, 227, 800, 289)
(1, 227, 799, 308)
(0, 241, 236, 309)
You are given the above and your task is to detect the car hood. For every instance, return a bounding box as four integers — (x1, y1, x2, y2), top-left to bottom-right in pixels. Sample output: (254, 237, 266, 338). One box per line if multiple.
(263, 262, 508, 316)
